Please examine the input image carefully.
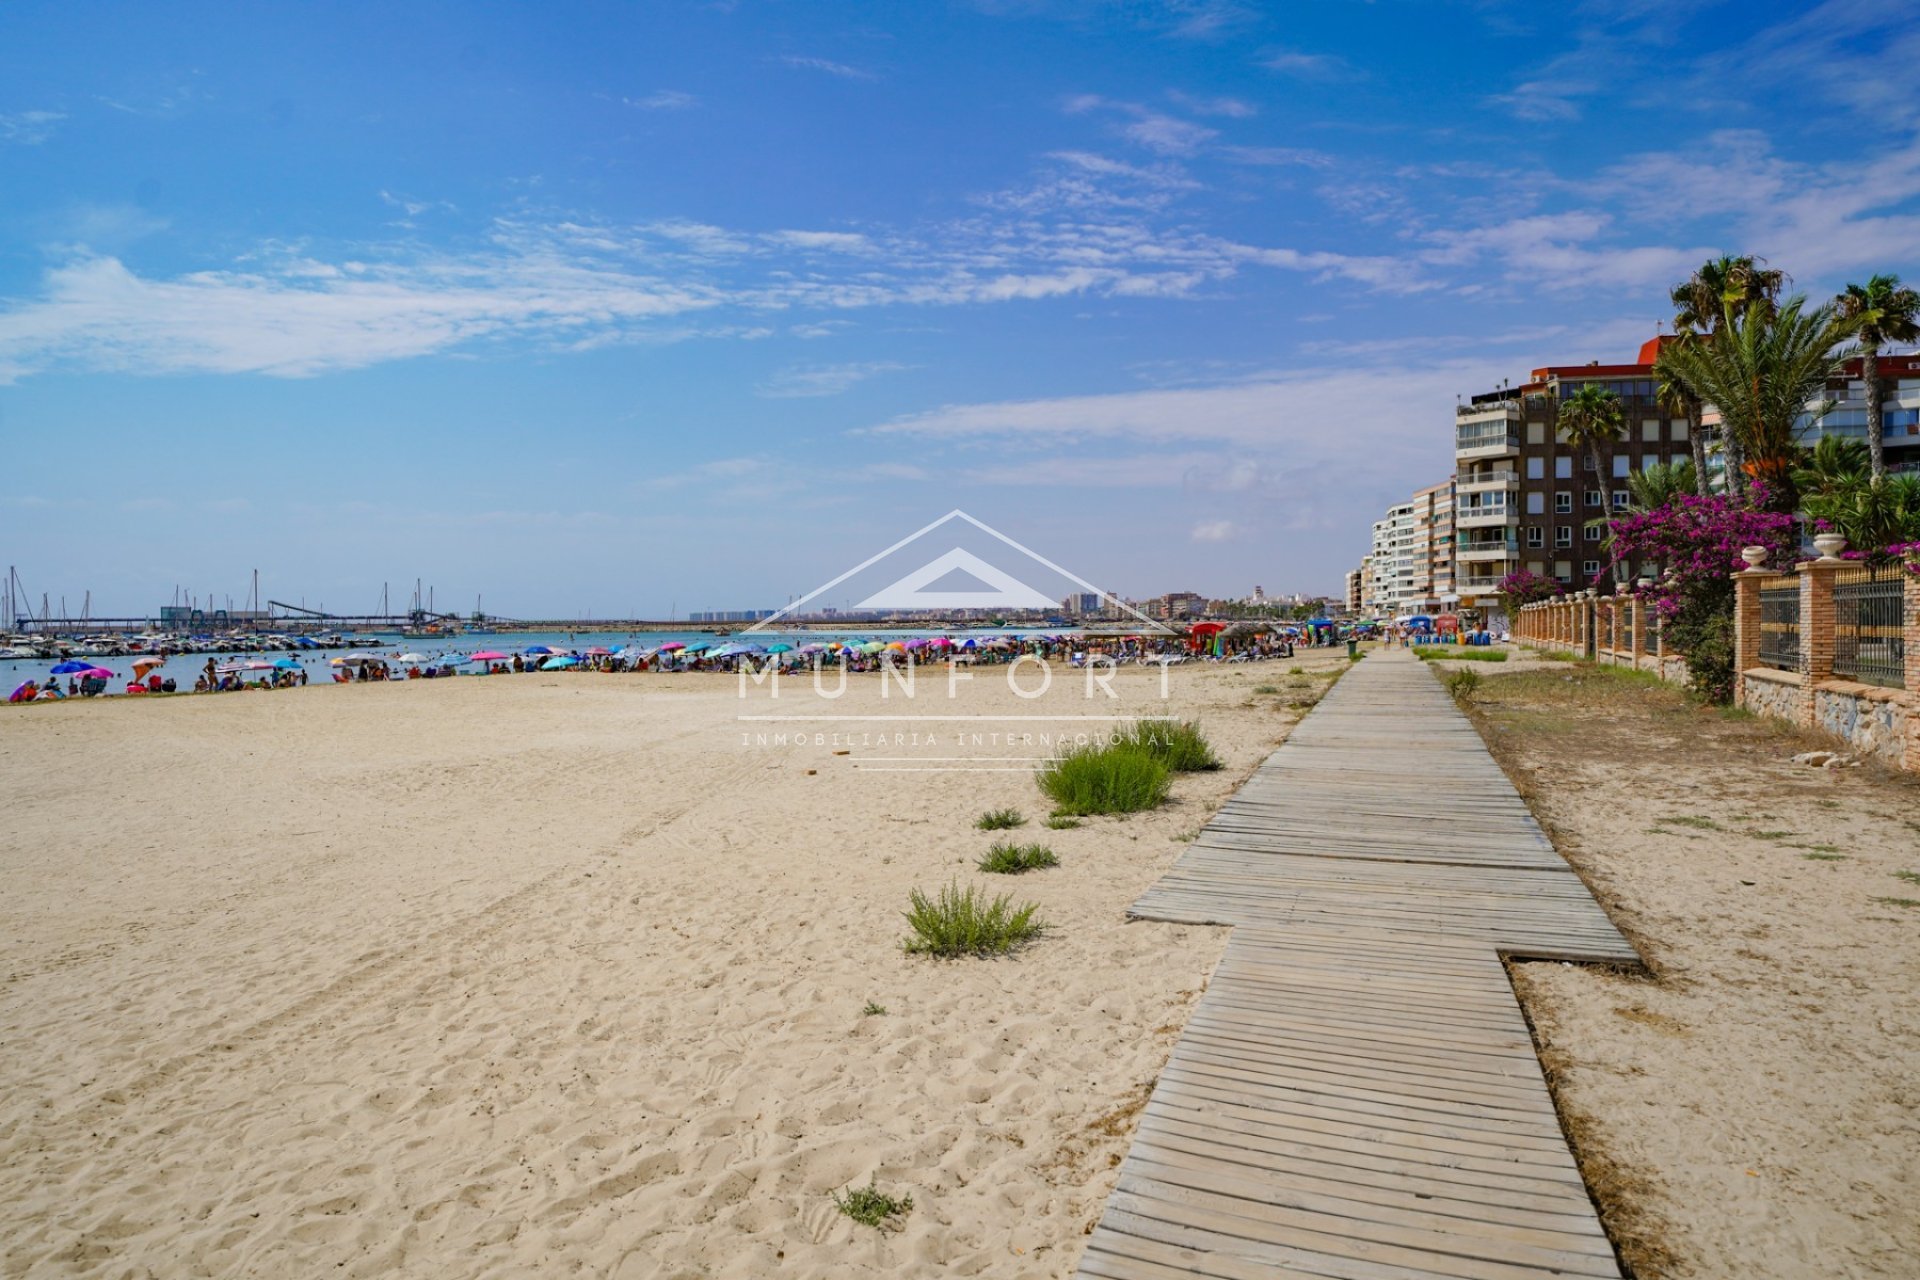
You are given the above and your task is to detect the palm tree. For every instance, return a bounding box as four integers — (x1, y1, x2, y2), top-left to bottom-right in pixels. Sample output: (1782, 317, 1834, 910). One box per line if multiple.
(1653, 341, 1713, 497)
(1625, 459, 1698, 513)
(1660, 295, 1851, 510)
(1792, 434, 1870, 497)
(1557, 383, 1628, 579)
(1670, 255, 1789, 334)
(1834, 274, 1920, 483)
(1801, 473, 1920, 558)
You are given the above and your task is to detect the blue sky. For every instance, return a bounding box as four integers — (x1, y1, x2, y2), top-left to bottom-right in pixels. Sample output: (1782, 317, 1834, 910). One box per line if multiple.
(3, 0, 1917, 619)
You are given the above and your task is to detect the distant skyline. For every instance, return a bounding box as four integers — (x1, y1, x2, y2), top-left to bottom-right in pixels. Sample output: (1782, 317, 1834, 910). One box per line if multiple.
(3, 0, 1917, 617)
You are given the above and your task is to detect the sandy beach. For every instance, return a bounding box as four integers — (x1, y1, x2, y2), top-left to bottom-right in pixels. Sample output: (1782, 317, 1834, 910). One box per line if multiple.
(1462, 662, 1920, 1279)
(0, 657, 1344, 1278)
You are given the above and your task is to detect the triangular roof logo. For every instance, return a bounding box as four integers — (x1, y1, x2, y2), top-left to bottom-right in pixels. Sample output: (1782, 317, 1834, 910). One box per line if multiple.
(857, 548, 1057, 610)
(745, 509, 1174, 633)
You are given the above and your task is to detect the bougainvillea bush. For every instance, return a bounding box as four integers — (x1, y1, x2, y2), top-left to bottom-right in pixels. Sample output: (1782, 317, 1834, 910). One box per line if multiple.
(1496, 568, 1562, 617)
(1606, 487, 1798, 703)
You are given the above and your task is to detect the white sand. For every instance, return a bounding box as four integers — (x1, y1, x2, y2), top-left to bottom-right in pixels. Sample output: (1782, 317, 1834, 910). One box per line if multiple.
(0, 656, 1343, 1277)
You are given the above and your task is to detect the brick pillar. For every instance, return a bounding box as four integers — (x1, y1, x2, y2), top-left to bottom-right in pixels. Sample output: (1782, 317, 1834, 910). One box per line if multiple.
(1733, 568, 1766, 707)
(1800, 560, 1838, 733)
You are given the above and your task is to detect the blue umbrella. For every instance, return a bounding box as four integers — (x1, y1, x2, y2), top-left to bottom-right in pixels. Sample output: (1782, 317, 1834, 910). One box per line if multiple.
(273, 657, 301, 669)
(541, 655, 580, 669)
(49, 660, 94, 674)
(524, 645, 556, 656)
(680, 639, 711, 653)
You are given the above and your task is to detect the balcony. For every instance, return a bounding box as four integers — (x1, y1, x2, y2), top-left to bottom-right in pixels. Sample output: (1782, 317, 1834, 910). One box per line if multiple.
(1456, 427, 1521, 461)
(1458, 574, 1510, 595)
(1458, 542, 1518, 563)
(1456, 401, 1521, 421)
(1456, 469, 1520, 491)
(1456, 508, 1519, 529)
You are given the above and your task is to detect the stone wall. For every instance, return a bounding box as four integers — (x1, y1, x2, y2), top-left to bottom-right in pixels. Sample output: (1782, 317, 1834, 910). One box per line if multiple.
(1813, 685, 1910, 767)
(1741, 669, 1802, 722)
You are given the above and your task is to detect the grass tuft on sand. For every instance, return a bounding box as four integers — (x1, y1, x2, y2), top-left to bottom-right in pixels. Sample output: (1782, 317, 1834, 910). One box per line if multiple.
(832, 1180, 913, 1229)
(1116, 718, 1222, 772)
(974, 807, 1024, 831)
(903, 881, 1047, 957)
(977, 841, 1059, 874)
(1038, 742, 1171, 816)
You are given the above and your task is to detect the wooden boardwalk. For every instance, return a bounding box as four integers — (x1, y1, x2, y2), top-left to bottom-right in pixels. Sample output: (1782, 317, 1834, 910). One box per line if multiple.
(1079, 652, 1641, 1279)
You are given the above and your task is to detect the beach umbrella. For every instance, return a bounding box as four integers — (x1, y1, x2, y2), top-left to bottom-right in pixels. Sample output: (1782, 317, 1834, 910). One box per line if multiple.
(585, 646, 612, 656)
(658, 641, 686, 652)
(764, 642, 794, 653)
(541, 656, 579, 670)
(436, 653, 472, 665)
(927, 637, 954, 648)
(681, 639, 711, 653)
(243, 661, 276, 670)
(11, 680, 37, 700)
(79, 667, 114, 680)
(49, 660, 94, 674)
(469, 650, 508, 662)
(273, 657, 301, 669)
(396, 652, 429, 663)
(524, 645, 556, 656)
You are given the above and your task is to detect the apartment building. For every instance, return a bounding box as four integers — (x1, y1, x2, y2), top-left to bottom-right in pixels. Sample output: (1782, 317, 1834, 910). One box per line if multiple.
(1454, 339, 1697, 614)
(1345, 562, 1367, 615)
(1360, 480, 1456, 617)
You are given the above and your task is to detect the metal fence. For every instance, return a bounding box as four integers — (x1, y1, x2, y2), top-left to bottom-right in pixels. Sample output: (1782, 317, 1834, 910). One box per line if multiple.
(1834, 566, 1906, 689)
(1758, 579, 1801, 672)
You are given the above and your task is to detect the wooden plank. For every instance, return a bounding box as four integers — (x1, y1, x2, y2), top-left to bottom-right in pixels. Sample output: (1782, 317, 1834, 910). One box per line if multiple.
(1074, 653, 1635, 1279)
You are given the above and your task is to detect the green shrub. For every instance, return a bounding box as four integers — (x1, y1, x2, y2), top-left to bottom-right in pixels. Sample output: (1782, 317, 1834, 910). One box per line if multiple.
(861, 1000, 888, 1016)
(1038, 742, 1171, 815)
(978, 841, 1059, 874)
(1444, 667, 1481, 699)
(1253, 683, 1280, 694)
(832, 1180, 913, 1229)
(903, 881, 1047, 956)
(1287, 666, 1304, 675)
(974, 807, 1025, 831)
(1043, 815, 1082, 830)
(1117, 718, 1222, 771)
(1415, 647, 1507, 662)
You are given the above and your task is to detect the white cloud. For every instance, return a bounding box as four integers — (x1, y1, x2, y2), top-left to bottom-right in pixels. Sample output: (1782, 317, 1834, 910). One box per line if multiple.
(779, 55, 876, 80)
(1190, 519, 1236, 542)
(1259, 48, 1359, 82)
(1122, 111, 1218, 157)
(1167, 90, 1256, 119)
(757, 361, 906, 398)
(772, 229, 873, 252)
(0, 109, 64, 146)
(625, 89, 697, 110)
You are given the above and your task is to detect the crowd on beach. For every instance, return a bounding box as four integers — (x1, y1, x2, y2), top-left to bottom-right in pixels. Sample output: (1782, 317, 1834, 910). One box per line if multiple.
(8, 625, 1379, 704)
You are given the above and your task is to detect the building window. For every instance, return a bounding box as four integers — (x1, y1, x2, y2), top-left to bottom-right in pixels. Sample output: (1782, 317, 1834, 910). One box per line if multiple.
(1526, 492, 1544, 514)
(1554, 560, 1572, 582)
(1526, 526, 1544, 548)
(1527, 422, 1546, 445)
(1555, 457, 1572, 478)
(1584, 489, 1603, 508)
(1583, 559, 1601, 576)
(1526, 457, 1543, 479)
(1556, 526, 1573, 547)
(1582, 454, 1596, 471)
(1528, 560, 1546, 576)
(1612, 489, 1630, 510)
(1642, 420, 1660, 441)
(1555, 426, 1571, 444)
(1613, 456, 1630, 477)
(1554, 491, 1572, 513)
(1671, 419, 1689, 441)
(1585, 523, 1602, 541)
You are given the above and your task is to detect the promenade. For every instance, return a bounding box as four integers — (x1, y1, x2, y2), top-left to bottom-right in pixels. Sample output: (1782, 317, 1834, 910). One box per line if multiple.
(1079, 651, 1641, 1279)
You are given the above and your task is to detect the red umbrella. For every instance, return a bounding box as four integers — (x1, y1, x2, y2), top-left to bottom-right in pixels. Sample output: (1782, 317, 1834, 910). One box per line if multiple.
(469, 651, 508, 661)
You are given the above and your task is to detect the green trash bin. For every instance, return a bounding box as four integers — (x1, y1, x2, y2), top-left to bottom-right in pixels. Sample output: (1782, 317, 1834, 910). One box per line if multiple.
(1346, 639, 1358, 659)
